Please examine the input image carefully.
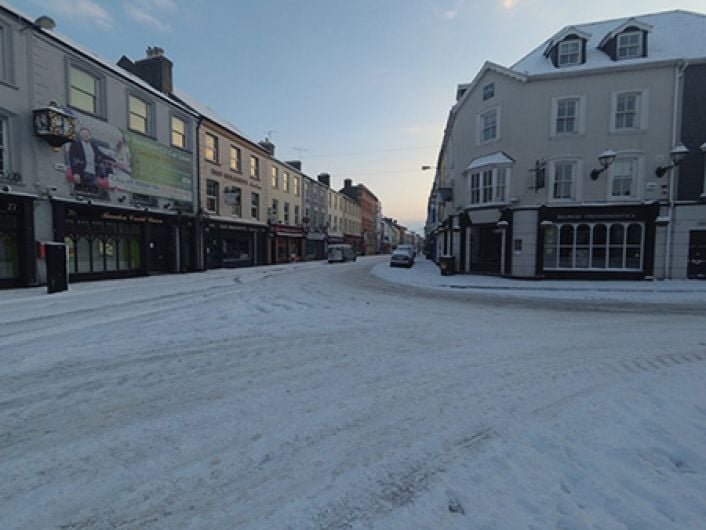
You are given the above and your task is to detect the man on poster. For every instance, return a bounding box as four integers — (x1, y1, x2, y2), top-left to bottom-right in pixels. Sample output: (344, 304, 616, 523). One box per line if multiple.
(67, 127, 115, 190)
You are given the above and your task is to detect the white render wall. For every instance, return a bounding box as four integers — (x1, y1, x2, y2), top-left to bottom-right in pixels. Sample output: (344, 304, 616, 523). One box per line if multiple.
(511, 209, 538, 277)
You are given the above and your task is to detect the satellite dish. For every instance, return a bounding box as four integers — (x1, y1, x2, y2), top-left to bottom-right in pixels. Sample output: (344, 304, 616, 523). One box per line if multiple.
(34, 15, 56, 30)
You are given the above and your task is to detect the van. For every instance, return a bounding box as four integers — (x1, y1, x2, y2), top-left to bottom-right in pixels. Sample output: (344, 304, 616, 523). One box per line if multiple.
(327, 244, 357, 263)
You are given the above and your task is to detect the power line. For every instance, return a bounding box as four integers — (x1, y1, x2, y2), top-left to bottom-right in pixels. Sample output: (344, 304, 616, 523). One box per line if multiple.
(301, 144, 438, 159)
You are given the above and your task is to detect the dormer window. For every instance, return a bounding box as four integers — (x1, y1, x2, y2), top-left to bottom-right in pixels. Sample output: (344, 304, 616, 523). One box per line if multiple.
(617, 31, 642, 59)
(558, 40, 581, 66)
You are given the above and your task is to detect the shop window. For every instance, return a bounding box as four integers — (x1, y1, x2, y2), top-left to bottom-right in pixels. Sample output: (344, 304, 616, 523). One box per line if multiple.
(91, 238, 105, 272)
(76, 236, 91, 273)
(119, 239, 130, 270)
(592, 224, 607, 268)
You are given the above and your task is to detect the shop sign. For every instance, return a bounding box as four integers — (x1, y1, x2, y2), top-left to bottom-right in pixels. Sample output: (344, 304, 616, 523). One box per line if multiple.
(0, 200, 19, 214)
(61, 111, 193, 202)
(543, 206, 648, 223)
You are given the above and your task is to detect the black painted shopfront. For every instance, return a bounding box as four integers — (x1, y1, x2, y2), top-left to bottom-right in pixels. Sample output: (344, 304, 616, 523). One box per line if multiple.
(0, 194, 36, 288)
(52, 201, 197, 282)
(204, 220, 266, 269)
(537, 204, 658, 279)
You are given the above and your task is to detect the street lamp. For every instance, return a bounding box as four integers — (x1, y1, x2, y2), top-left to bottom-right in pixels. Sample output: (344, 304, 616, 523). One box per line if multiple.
(590, 148, 617, 180)
(655, 143, 689, 178)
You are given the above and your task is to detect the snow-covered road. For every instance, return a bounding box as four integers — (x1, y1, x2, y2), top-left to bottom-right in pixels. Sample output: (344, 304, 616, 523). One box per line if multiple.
(1, 257, 705, 529)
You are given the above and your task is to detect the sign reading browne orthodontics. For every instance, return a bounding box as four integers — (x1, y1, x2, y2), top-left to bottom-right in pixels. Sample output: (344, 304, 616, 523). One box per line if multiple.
(63, 111, 193, 203)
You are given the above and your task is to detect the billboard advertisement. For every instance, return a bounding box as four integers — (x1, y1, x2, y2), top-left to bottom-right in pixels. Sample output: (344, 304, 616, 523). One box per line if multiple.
(63, 111, 193, 202)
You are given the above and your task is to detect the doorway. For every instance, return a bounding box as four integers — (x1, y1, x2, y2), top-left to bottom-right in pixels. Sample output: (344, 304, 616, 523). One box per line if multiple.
(687, 230, 706, 279)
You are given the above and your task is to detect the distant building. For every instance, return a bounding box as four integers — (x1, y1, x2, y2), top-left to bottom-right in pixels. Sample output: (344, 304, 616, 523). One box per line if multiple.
(340, 179, 380, 254)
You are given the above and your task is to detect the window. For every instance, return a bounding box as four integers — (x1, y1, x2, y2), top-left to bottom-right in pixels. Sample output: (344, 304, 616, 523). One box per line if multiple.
(206, 179, 219, 214)
(171, 116, 186, 149)
(0, 117, 7, 177)
(470, 173, 480, 204)
(293, 176, 300, 196)
(611, 158, 637, 198)
(615, 92, 640, 130)
(496, 168, 507, 202)
(251, 192, 260, 219)
(558, 40, 581, 66)
(284, 202, 290, 224)
(0, 26, 6, 82)
(556, 98, 578, 134)
(544, 222, 643, 271)
(617, 31, 642, 59)
(271, 166, 279, 188)
(283, 172, 290, 192)
(128, 95, 150, 134)
(69, 66, 99, 114)
(553, 162, 574, 200)
(480, 109, 498, 143)
(205, 133, 218, 163)
(271, 198, 278, 221)
(482, 170, 493, 202)
(483, 83, 495, 101)
(229, 146, 241, 171)
(226, 186, 242, 216)
(250, 156, 259, 179)
(295, 205, 300, 225)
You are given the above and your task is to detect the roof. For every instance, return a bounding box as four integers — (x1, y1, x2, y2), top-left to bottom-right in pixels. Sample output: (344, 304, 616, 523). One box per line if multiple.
(464, 152, 515, 172)
(173, 89, 245, 136)
(512, 10, 706, 76)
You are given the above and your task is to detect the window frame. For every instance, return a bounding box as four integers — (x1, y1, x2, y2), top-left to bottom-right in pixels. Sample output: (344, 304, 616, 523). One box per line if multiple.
(608, 157, 640, 200)
(550, 160, 578, 202)
(0, 115, 8, 178)
(611, 90, 648, 132)
(271, 166, 279, 189)
(0, 22, 14, 85)
(229, 145, 241, 172)
(251, 192, 260, 219)
(478, 108, 499, 144)
(127, 93, 154, 136)
(205, 179, 219, 214)
(67, 62, 105, 117)
(557, 39, 581, 67)
(250, 155, 260, 179)
(467, 166, 510, 206)
(204, 132, 219, 163)
(617, 31, 642, 59)
(283, 171, 290, 193)
(170, 114, 188, 150)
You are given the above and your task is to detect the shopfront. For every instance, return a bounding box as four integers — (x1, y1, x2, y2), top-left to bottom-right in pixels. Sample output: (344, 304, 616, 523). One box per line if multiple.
(343, 234, 364, 255)
(270, 224, 304, 263)
(537, 204, 658, 279)
(0, 194, 35, 288)
(304, 233, 326, 261)
(52, 201, 196, 282)
(204, 220, 266, 269)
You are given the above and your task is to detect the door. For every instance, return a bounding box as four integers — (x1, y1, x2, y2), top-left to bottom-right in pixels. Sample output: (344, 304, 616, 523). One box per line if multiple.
(148, 223, 173, 273)
(687, 230, 706, 279)
(470, 225, 502, 274)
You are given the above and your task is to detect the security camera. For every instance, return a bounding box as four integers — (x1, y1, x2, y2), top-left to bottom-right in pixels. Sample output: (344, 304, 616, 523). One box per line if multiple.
(1, 185, 11, 192)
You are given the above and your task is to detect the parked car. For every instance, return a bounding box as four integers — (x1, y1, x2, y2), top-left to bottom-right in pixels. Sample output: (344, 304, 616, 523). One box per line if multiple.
(390, 247, 414, 268)
(328, 244, 357, 263)
(396, 244, 416, 258)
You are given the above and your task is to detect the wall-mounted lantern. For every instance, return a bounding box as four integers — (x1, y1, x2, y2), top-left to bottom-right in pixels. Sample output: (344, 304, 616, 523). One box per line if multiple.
(590, 148, 617, 180)
(655, 144, 689, 178)
(33, 103, 77, 151)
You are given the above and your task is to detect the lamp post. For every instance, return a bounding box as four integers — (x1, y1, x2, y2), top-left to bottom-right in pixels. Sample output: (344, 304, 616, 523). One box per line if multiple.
(658, 143, 690, 279)
(589, 148, 617, 180)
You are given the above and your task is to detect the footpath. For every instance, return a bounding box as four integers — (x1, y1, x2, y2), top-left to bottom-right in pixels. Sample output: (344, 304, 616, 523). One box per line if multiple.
(371, 256, 706, 306)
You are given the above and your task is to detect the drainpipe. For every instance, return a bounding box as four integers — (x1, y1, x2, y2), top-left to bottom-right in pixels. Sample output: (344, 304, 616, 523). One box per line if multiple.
(665, 60, 688, 279)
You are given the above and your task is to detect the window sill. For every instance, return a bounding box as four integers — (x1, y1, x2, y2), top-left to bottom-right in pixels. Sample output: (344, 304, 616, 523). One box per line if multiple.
(69, 106, 106, 121)
(550, 132, 584, 139)
(476, 138, 500, 147)
(128, 128, 157, 141)
(608, 128, 646, 136)
(205, 159, 220, 166)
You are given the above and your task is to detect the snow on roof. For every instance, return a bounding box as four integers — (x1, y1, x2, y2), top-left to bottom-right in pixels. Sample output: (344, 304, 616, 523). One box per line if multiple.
(172, 89, 251, 142)
(465, 152, 514, 172)
(513, 10, 706, 76)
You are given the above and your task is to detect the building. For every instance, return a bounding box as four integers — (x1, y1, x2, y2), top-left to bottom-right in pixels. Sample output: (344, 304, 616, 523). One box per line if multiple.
(303, 173, 329, 260)
(267, 153, 304, 263)
(340, 179, 380, 255)
(340, 193, 363, 253)
(171, 91, 268, 269)
(428, 10, 706, 280)
(1, 5, 200, 288)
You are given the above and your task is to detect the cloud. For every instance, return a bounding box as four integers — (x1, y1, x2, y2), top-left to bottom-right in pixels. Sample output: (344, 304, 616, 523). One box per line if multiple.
(433, 0, 465, 21)
(45, 0, 113, 30)
(124, 2, 172, 31)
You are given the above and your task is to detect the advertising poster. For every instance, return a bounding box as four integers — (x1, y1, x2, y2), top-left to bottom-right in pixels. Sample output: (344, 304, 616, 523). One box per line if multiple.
(63, 111, 193, 202)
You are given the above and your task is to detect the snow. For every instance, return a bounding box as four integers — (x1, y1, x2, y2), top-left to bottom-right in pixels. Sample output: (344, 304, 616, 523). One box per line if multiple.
(512, 10, 706, 76)
(1, 257, 705, 529)
(464, 151, 514, 172)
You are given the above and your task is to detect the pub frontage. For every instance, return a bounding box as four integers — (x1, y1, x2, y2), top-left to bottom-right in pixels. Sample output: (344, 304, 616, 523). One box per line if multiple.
(270, 224, 304, 263)
(204, 219, 266, 269)
(52, 200, 197, 282)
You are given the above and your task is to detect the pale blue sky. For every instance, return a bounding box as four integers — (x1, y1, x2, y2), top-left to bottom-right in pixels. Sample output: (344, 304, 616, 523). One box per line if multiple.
(12, 0, 706, 231)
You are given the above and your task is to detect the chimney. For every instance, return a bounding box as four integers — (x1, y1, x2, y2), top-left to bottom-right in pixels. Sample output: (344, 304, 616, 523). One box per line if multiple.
(285, 160, 302, 171)
(259, 139, 275, 156)
(344, 178, 353, 189)
(317, 173, 330, 187)
(129, 46, 173, 94)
